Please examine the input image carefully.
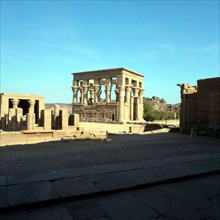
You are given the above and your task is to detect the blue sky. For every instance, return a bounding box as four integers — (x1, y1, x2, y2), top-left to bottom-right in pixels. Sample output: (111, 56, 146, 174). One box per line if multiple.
(1, 0, 219, 104)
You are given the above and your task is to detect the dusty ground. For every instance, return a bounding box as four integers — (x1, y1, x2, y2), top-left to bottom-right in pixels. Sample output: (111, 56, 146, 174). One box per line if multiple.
(0, 132, 219, 176)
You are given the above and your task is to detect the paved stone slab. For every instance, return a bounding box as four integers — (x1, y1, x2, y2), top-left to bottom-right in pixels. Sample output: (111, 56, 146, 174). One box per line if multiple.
(161, 153, 220, 165)
(7, 170, 62, 185)
(173, 160, 220, 177)
(202, 204, 220, 220)
(97, 192, 160, 220)
(8, 181, 59, 206)
(155, 182, 212, 210)
(120, 167, 165, 185)
(204, 157, 220, 164)
(96, 159, 163, 173)
(0, 186, 8, 208)
(52, 177, 100, 198)
(27, 206, 72, 220)
(66, 199, 107, 220)
(176, 174, 220, 200)
(132, 187, 206, 220)
(57, 166, 105, 178)
(0, 210, 27, 220)
(88, 172, 136, 191)
(0, 176, 7, 186)
(146, 164, 185, 180)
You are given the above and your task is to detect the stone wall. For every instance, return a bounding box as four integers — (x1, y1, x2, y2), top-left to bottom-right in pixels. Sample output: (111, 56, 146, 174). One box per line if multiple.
(178, 77, 220, 136)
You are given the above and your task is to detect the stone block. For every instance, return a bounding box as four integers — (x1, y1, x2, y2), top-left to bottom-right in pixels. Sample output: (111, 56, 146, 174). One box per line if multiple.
(88, 172, 135, 191)
(132, 187, 205, 220)
(8, 181, 58, 206)
(68, 114, 79, 127)
(59, 109, 68, 130)
(98, 192, 159, 219)
(7, 170, 62, 185)
(67, 200, 106, 220)
(0, 186, 8, 208)
(41, 109, 51, 130)
(27, 207, 72, 220)
(52, 177, 100, 198)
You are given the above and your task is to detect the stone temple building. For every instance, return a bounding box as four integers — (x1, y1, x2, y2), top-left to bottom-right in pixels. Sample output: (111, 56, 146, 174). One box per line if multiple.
(0, 93, 45, 131)
(0, 93, 79, 131)
(71, 68, 144, 123)
(178, 77, 220, 136)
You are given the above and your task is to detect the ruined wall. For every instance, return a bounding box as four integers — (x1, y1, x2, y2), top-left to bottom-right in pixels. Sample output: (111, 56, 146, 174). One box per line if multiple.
(0, 93, 45, 131)
(0, 93, 79, 131)
(178, 77, 220, 135)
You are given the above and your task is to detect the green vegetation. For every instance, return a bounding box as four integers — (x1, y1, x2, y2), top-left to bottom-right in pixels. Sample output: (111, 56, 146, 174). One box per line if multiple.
(143, 97, 180, 122)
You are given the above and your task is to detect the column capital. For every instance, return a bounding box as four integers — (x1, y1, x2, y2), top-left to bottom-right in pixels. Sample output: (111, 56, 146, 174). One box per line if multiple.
(139, 88, 144, 96)
(72, 86, 78, 93)
(28, 99, 35, 107)
(12, 99, 19, 108)
(82, 85, 89, 93)
(118, 85, 125, 92)
(125, 85, 132, 92)
(133, 87, 140, 97)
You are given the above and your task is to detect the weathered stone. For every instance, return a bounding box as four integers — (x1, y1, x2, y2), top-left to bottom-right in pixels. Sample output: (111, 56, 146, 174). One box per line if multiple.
(8, 181, 58, 206)
(72, 68, 144, 123)
(178, 77, 220, 136)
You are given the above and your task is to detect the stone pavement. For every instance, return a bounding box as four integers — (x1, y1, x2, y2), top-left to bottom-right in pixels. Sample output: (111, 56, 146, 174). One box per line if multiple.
(0, 153, 220, 219)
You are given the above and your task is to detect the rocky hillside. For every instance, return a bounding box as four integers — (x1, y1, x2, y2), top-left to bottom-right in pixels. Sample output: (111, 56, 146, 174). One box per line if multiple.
(147, 96, 180, 112)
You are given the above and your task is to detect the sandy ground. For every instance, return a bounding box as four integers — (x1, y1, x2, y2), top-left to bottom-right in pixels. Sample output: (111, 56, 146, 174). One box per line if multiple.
(0, 131, 219, 176)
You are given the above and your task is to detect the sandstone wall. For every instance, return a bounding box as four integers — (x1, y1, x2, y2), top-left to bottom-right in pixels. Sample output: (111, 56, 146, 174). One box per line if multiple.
(178, 77, 220, 136)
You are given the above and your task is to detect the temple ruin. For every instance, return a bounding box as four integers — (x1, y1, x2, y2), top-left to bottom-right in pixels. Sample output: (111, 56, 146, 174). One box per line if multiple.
(71, 68, 144, 123)
(0, 93, 79, 132)
(178, 77, 220, 136)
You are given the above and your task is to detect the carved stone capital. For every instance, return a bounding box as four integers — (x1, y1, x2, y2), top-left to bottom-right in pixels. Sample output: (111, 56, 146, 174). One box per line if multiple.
(72, 86, 78, 94)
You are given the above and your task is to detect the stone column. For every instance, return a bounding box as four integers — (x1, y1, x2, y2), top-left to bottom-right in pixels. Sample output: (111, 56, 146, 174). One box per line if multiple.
(105, 85, 111, 103)
(82, 85, 88, 105)
(138, 89, 144, 120)
(42, 109, 51, 130)
(118, 86, 125, 122)
(53, 104, 60, 129)
(27, 99, 36, 129)
(133, 87, 139, 98)
(27, 113, 35, 130)
(94, 85, 100, 103)
(12, 99, 19, 109)
(89, 86, 95, 103)
(133, 88, 140, 120)
(28, 99, 35, 114)
(125, 86, 131, 103)
(72, 86, 78, 104)
(79, 87, 83, 104)
(115, 87, 119, 102)
(130, 96, 134, 121)
(99, 89, 102, 102)
(59, 109, 68, 130)
(105, 79, 112, 103)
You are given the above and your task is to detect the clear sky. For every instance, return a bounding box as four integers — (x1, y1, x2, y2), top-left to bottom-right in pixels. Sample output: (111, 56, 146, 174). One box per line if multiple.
(1, 0, 219, 104)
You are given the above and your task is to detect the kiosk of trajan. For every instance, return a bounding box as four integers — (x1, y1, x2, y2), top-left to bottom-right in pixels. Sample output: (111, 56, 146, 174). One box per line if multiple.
(72, 68, 144, 123)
